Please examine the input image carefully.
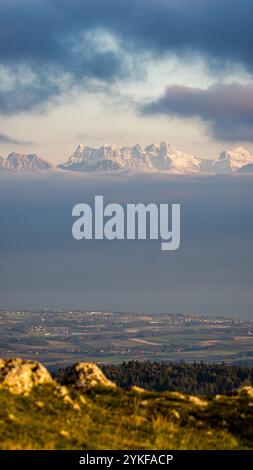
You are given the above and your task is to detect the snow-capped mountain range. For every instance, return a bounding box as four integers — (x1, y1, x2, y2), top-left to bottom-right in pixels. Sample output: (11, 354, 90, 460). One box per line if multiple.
(58, 142, 201, 173)
(1, 143, 253, 174)
(0, 153, 52, 172)
(58, 142, 253, 174)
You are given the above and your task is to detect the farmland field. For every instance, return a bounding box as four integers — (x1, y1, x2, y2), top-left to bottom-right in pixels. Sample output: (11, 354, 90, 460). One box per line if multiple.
(1, 310, 253, 367)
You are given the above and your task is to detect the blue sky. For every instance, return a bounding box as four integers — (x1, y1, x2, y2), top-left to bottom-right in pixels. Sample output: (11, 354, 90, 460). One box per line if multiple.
(1, 0, 253, 162)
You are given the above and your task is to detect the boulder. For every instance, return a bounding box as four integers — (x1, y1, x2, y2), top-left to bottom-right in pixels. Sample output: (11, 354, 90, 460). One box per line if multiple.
(0, 358, 52, 394)
(57, 362, 116, 390)
(238, 386, 253, 399)
(131, 385, 146, 393)
(189, 396, 208, 407)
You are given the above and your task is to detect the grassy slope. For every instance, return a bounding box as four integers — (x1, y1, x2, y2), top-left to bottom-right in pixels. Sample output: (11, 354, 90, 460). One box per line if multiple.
(0, 384, 252, 450)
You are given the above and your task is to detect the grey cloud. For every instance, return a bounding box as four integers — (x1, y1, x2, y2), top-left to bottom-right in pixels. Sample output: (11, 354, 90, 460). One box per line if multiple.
(1, 1, 253, 114)
(141, 83, 253, 142)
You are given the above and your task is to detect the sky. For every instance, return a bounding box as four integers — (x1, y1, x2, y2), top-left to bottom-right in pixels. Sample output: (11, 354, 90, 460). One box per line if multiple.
(0, 171, 253, 319)
(1, 0, 253, 163)
(0, 1, 253, 319)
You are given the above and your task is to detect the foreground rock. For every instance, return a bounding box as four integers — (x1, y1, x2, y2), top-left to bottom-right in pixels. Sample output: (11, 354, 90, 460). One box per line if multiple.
(0, 358, 53, 394)
(238, 386, 253, 399)
(57, 362, 116, 390)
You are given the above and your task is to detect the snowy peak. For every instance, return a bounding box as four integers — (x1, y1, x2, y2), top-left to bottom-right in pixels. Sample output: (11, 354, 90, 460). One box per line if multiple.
(8, 153, 52, 172)
(200, 146, 253, 173)
(59, 142, 202, 174)
(1, 143, 253, 175)
(0, 152, 53, 172)
(59, 141, 253, 174)
(219, 146, 253, 170)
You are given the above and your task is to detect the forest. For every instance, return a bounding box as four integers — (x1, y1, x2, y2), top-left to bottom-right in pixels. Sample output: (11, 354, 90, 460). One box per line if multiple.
(102, 360, 253, 396)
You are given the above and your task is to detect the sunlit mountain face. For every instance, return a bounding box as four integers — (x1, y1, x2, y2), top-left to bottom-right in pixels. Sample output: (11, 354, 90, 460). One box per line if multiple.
(1, 143, 253, 174)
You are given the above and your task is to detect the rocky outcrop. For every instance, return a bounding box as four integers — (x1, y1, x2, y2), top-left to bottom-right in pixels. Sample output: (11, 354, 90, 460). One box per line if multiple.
(0, 358, 53, 394)
(57, 362, 116, 390)
(189, 396, 208, 407)
(238, 386, 253, 399)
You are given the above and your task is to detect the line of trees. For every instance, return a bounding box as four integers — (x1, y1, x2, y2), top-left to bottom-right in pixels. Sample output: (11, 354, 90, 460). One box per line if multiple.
(102, 360, 253, 396)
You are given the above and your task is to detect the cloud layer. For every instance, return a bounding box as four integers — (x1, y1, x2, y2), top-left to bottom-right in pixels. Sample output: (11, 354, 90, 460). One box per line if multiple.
(0, 132, 32, 145)
(1, 1, 253, 115)
(141, 83, 253, 142)
(1, 1, 253, 66)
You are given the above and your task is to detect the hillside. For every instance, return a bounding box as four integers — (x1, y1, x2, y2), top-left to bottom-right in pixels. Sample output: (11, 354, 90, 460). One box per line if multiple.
(0, 358, 253, 450)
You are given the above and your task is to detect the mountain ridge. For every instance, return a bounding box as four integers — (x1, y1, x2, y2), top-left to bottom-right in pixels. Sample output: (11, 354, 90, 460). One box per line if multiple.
(0, 152, 52, 172)
(1, 143, 253, 174)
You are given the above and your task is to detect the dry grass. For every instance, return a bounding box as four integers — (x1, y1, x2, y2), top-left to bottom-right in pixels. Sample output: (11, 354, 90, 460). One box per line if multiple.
(0, 384, 252, 450)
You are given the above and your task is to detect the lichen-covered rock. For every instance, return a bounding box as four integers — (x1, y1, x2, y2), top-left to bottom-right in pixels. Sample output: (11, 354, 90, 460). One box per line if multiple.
(131, 385, 146, 393)
(169, 391, 188, 401)
(57, 362, 116, 390)
(238, 386, 253, 399)
(189, 396, 208, 407)
(0, 358, 52, 394)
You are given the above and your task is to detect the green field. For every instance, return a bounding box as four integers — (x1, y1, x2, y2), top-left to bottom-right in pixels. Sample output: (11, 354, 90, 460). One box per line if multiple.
(1, 310, 253, 367)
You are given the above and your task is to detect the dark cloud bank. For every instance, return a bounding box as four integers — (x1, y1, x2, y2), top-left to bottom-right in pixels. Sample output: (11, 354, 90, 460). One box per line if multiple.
(0, 172, 252, 319)
(142, 83, 253, 142)
(1, 0, 253, 70)
(1, 0, 253, 130)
